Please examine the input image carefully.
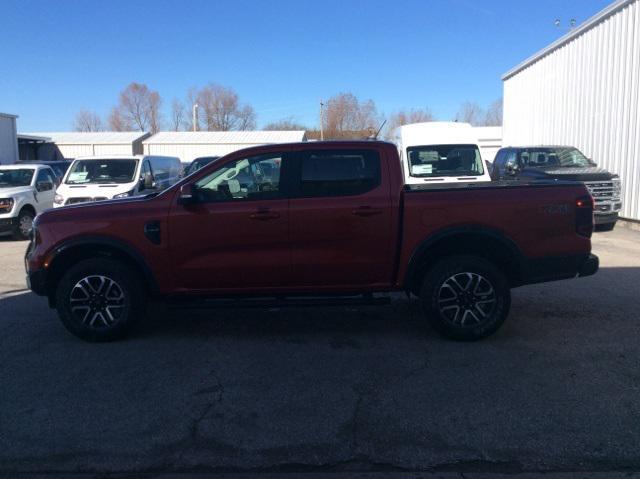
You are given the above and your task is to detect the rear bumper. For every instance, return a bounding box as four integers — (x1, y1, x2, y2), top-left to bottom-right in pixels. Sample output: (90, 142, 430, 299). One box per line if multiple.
(521, 253, 599, 286)
(578, 254, 599, 277)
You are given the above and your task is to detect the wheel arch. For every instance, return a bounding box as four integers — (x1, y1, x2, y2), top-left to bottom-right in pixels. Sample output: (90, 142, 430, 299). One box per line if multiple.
(404, 225, 525, 295)
(45, 236, 158, 307)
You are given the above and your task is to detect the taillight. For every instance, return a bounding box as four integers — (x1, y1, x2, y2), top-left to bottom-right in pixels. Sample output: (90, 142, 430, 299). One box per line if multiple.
(576, 194, 594, 237)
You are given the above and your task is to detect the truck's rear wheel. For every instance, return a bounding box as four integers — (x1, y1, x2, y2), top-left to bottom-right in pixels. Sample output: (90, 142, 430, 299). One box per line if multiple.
(55, 258, 145, 342)
(420, 255, 510, 341)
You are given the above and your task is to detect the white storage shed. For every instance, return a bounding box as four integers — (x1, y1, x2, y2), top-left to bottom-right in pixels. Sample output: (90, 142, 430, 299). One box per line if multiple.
(502, 0, 640, 221)
(142, 131, 307, 162)
(473, 126, 503, 163)
(24, 132, 150, 160)
(0, 113, 19, 165)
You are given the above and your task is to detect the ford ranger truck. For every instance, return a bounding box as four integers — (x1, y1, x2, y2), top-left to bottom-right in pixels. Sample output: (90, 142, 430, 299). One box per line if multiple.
(0, 164, 56, 240)
(25, 141, 598, 342)
(492, 146, 622, 231)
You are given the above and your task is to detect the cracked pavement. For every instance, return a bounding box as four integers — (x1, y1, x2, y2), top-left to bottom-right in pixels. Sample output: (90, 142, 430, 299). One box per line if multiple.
(1, 227, 640, 475)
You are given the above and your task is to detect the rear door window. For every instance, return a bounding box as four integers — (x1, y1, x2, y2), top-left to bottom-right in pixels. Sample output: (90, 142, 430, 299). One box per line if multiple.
(297, 150, 380, 198)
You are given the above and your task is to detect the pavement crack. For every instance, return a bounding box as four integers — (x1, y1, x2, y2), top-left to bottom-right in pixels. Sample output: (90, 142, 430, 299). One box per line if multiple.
(177, 370, 224, 462)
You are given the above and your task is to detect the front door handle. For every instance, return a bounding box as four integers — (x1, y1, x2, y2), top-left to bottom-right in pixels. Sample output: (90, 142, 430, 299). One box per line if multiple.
(249, 209, 280, 221)
(352, 206, 382, 217)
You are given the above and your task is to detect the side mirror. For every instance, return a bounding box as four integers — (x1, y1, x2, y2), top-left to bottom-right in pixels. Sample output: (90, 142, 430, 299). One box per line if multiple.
(505, 161, 520, 175)
(36, 181, 53, 192)
(177, 183, 196, 205)
(143, 175, 155, 190)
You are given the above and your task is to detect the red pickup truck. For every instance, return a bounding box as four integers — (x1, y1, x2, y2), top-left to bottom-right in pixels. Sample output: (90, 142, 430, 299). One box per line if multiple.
(25, 141, 598, 342)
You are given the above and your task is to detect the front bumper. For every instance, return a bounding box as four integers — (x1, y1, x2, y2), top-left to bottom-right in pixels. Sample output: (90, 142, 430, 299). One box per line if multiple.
(26, 269, 48, 296)
(594, 212, 619, 225)
(0, 217, 17, 235)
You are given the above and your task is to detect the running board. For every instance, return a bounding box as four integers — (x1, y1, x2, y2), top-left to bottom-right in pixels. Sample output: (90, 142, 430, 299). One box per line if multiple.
(167, 295, 391, 310)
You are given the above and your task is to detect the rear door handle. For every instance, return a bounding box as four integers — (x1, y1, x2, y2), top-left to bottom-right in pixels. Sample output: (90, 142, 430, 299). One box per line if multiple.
(352, 206, 382, 217)
(249, 209, 280, 221)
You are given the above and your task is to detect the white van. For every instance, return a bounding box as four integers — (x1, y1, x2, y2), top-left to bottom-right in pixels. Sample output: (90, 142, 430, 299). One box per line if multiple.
(392, 122, 492, 184)
(54, 155, 181, 207)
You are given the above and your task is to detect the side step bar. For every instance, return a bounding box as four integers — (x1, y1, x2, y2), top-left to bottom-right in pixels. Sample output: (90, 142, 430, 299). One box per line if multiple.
(167, 295, 391, 310)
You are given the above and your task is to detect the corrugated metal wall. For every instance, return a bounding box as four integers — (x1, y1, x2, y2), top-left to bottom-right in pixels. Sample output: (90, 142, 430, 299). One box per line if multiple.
(503, 0, 640, 221)
(474, 126, 503, 162)
(143, 143, 276, 162)
(0, 115, 19, 164)
(56, 143, 136, 158)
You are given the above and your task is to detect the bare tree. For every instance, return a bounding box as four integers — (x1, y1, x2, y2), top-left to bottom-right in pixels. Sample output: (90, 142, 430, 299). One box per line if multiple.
(263, 117, 307, 130)
(194, 83, 256, 131)
(170, 99, 186, 131)
(110, 82, 163, 133)
(385, 108, 434, 138)
(484, 98, 503, 126)
(73, 109, 103, 132)
(108, 106, 130, 131)
(455, 101, 484, 126)
(237, 104, 257, 131)
(323, 92, 379, 138)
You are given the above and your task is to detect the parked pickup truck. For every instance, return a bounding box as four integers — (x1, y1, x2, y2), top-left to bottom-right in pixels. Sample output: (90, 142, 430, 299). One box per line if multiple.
(0, 164, 57, 240)
(491, 146, 622, 231)
(25, 141, 598, 342)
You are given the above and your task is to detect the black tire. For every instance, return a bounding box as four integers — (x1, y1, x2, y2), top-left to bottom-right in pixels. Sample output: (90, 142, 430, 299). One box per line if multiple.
(419, 255, 510, 341)
(13, 208, 34, 241)
(55, 258, 145, 342)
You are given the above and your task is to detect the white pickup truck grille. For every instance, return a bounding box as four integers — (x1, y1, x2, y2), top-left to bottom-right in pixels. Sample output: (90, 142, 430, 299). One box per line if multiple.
(584, 181, 622, 213)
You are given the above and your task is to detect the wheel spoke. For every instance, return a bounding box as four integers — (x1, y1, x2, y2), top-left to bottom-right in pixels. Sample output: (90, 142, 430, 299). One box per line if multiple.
(69, 274, 127, 330)
(438, 271, 497, 328)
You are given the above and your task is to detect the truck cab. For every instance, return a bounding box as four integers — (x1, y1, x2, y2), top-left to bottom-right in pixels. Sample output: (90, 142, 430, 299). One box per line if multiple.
(0, 164, 56, 239)
(54, 155, 182, 207)
(392, 122, 492, 185)
(492, 146, 622, 230)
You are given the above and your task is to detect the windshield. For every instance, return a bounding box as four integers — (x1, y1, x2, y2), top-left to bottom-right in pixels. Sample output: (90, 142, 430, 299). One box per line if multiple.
(0, 168, 35, 188)
(407, 144, 484, 177)
(65, 159, 138, 184)
(520, 147, 596, 168)
(186, 157, 218, 176)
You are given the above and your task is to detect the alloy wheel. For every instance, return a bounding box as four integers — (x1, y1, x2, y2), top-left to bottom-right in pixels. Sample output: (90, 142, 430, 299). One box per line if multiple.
(69, 275, 126, 328)
(437, 272, 497, 326)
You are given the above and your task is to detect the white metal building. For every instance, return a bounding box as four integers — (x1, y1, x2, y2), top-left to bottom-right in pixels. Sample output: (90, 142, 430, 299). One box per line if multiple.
(502, 0, 640, 221)
(24, 132, 150, 159)
(0, 112, 19, 164)
(474, 126, 503, 163)
(142, 131, 307, 162)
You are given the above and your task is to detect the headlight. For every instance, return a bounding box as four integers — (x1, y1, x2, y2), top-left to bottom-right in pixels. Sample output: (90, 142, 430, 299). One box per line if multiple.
(54, 194, 64, 205)
(113, 189, 135, 199)
(0, 198, 14, 213)
(612, 178, 622, 197)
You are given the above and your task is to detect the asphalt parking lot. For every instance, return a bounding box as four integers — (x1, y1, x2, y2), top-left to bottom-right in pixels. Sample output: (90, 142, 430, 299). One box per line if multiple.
(1, 227, 640, 475)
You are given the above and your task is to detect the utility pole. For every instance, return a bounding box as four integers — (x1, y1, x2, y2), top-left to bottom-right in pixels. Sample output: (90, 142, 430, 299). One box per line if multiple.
(192, 103, 199, 132)
(319, 100, 324, 141)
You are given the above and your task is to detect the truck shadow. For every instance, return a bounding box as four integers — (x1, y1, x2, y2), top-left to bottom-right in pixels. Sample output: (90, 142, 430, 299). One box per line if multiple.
(0, 266, 638, 343)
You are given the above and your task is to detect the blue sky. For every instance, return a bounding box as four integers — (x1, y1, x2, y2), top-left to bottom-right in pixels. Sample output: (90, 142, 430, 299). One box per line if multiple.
(1, 0, 611, 131)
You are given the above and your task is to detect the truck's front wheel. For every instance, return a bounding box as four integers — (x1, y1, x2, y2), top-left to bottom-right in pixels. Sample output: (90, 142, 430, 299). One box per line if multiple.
(420, 255, 510, 341)
(55, 258, 145, 342)
(13, 208, 34, 240)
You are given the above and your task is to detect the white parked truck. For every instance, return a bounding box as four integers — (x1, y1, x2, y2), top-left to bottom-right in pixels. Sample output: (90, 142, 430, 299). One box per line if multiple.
(0, 164, 57, 239)
(392, 122, 492, 184)
(54, 155, 181, 207)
